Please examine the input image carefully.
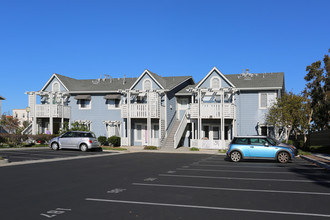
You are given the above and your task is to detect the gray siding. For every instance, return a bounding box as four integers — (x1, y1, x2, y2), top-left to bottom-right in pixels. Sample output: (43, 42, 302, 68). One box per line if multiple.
(132, 74, 162, 90)
(199, 70, 232, 89)
(69, 94, 122, 137)
(236, 91, 274, 136)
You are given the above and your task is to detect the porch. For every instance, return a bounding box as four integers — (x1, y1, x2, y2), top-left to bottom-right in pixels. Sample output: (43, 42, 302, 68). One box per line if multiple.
(189, 103, 235, 119)
(34, 104, 71, 118)
(121, 103, 160, 118)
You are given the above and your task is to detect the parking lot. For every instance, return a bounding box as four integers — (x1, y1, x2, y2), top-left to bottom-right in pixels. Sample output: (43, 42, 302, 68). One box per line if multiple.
(0, 147, 114, 163)
(1, 153, 330, 219)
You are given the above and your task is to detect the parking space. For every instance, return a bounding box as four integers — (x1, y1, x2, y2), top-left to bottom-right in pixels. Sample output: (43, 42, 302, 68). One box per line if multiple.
(1, 153, 330, 220)
(0, 147, 113, 163)
(82, 155, 330, 220)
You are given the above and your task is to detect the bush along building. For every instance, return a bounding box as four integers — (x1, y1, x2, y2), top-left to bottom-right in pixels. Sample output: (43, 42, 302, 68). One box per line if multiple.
(24, 67, 284, 149)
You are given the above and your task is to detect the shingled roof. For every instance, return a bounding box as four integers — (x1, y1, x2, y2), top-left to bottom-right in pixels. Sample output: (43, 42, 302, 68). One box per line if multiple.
(176, 72, 285, 95)
(51, 72, 193, 92)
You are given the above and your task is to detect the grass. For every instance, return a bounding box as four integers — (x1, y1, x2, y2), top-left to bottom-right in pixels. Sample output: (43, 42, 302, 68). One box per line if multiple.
(298, 149, 312, 155)
(308, 145, 330, 154)
(190, 147, 199, 151)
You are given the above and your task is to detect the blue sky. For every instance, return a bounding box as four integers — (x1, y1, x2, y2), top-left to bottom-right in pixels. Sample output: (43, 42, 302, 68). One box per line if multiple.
(0, 0, 329, 114)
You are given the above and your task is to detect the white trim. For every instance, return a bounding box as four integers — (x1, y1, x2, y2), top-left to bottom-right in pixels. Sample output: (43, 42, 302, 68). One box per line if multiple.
(259, 92, 277, 109)
(52, 82, 60, 92)
(239, 87, 282, 90)
(143, 78, 152, 91)
(78, 99, 92, 110)
(107, 99, 121, 109)
(196, 67, 235, 89)
(41, 74, 69, 92)
(130, 70, 164, 90)
(210, 76, 221, 89)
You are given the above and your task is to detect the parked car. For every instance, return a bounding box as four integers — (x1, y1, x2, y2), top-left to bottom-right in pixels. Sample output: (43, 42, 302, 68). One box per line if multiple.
(227, 136, 295, 163)
(49, 131, 100, 152)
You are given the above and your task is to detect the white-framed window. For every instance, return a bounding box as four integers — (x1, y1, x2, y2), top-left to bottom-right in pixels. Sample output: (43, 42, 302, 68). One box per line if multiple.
(152, 124, 159, 139)
(211, 76, 221, 89)
(106, 124, 120, 137)
(79, 99, 91, 109)
(259, 92, 276, 109)
(177, 98, 189, 110)
(135, 124, 142, 141)
(143, 79, 152, 91)
(107, 99, 121, 109)
(52, 82, 60, 92)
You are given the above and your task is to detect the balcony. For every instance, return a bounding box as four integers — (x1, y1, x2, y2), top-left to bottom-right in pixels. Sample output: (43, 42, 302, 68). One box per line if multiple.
(121, 103, 160, 118)
(34, 104, 71, 118)
(189, 103, 235, 119)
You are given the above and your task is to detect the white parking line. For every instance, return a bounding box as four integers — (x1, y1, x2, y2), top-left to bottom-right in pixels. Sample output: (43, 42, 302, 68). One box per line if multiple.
(177, 168, 321, 175)
(159, 174, 330, 183)
(132, 183, 330, 196)
(85, 198, 330, 218)
(193, 164, 322, 169)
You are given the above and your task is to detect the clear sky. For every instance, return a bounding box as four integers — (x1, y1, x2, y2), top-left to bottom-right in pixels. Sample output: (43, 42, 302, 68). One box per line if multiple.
(0, 0, 329, 114)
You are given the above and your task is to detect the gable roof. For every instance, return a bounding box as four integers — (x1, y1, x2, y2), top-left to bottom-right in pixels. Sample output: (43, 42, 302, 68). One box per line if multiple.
(130, 69, 193, 91)
(196, 67, 236, 88)
(176, 72, 285, 95)
(41, 73, 70, 92)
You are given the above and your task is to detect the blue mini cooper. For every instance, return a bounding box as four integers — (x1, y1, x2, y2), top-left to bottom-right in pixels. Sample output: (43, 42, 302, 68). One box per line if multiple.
(227, 136, 296, 163)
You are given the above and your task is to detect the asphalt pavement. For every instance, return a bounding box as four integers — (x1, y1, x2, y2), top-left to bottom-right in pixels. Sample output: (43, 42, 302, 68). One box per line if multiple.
(0, 152, 329, 220)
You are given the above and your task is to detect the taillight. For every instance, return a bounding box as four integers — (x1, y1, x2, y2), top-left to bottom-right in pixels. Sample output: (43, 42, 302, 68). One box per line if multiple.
(89, 140, 93, 144)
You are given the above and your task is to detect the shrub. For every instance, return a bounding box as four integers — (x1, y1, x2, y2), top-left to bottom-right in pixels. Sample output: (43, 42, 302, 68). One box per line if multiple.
(29, 134, 56, 144)
(190, 147, 199, 151)
(108, 136, 121, 147)
(144, 146, 158, 150)
(98, 136, 108, 146)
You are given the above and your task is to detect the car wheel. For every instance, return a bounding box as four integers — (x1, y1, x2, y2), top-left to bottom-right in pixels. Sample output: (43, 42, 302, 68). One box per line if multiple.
(230, 151, 242, 162)
(277, 151, 289, 163)
(80, 144, 88, 152)
(51, 142, 59, 151)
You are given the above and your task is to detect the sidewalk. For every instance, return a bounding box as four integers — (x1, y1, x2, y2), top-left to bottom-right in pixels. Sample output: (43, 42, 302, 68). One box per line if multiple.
(116, 146, 222, 155)
(300, 153, 330, 171)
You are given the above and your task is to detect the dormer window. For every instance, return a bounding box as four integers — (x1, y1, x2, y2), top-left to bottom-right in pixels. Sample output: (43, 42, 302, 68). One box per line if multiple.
(143, 79, 152, 91)
(211, 77, 220, 89)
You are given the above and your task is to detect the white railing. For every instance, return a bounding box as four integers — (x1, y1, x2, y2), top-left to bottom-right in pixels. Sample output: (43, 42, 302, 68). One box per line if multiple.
(35, 105, 71, 118)
(189, 103, 235, 119)
(121, 137, 129, 146)
(190, 139, 230, 149)
(121, 103, 160, 118)
(174, 112, 188, 149)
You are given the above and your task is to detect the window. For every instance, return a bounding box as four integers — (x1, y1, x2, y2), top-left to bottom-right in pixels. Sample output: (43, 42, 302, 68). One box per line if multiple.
(259, 93, 276, 109)
(233, 138, 249, 145)
(79, 99, 91, 109)
(178, 98, 189, 110)
(107, 125, 120, 137)
(211, 77, 220, 89)
(136, 124, 142, 141)
(52, 82, 60, 92)
(107, 99, 120, 109)
(143, 79, 152, 91)
(152, 124, 159, 139)
(213, 127, 220, 140)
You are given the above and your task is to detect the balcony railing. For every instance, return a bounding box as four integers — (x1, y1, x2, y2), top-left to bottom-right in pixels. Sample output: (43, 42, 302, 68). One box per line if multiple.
(34, 104, 71, 118)
(121, 103, 160, 118)
(189, 103, 235, 119)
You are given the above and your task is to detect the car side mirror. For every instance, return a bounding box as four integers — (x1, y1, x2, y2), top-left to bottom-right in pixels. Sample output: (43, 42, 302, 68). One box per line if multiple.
(264, 143, 269, 147)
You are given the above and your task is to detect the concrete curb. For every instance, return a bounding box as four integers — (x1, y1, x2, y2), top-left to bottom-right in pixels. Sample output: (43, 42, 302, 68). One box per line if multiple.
(300, 155, 330, 171)
(0, 159, 9, 164)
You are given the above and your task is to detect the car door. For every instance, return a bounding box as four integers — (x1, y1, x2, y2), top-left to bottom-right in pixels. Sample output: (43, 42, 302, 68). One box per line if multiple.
(248, 138, 276, 158)
(59, 132, 75, 149)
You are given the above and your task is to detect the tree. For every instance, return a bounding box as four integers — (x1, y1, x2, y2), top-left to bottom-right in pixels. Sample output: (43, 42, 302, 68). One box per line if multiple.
(58, 121, 90, 134)
(266, 92, 307, 143)
(303, 49, 330, 131)
(0, 114, 20, 134)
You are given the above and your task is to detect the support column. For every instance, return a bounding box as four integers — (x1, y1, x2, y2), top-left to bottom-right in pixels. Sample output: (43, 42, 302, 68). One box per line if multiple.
(127, 91, 131, 146)
(221, 90, 225, 148)
(31, 93, 37, 135)
(147, 91, 152, 146)
(49, 93, 53, 134)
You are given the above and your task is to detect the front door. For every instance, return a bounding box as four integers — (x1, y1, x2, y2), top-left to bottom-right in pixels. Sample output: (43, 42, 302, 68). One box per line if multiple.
(249, 138, 275, 158)
(142, 125, 148, 145)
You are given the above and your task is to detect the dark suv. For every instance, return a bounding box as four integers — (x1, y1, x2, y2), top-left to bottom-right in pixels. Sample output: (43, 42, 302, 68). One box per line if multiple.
(49, 131, 100, 152)
(226, 136, 296, 163)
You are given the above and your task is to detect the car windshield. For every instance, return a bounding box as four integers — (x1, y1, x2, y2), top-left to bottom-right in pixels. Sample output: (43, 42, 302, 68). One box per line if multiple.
(267, 137, 279, 145)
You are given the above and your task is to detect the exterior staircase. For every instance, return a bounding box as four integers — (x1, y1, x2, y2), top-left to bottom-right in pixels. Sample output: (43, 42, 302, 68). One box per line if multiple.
(161, 120, 181, 151)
